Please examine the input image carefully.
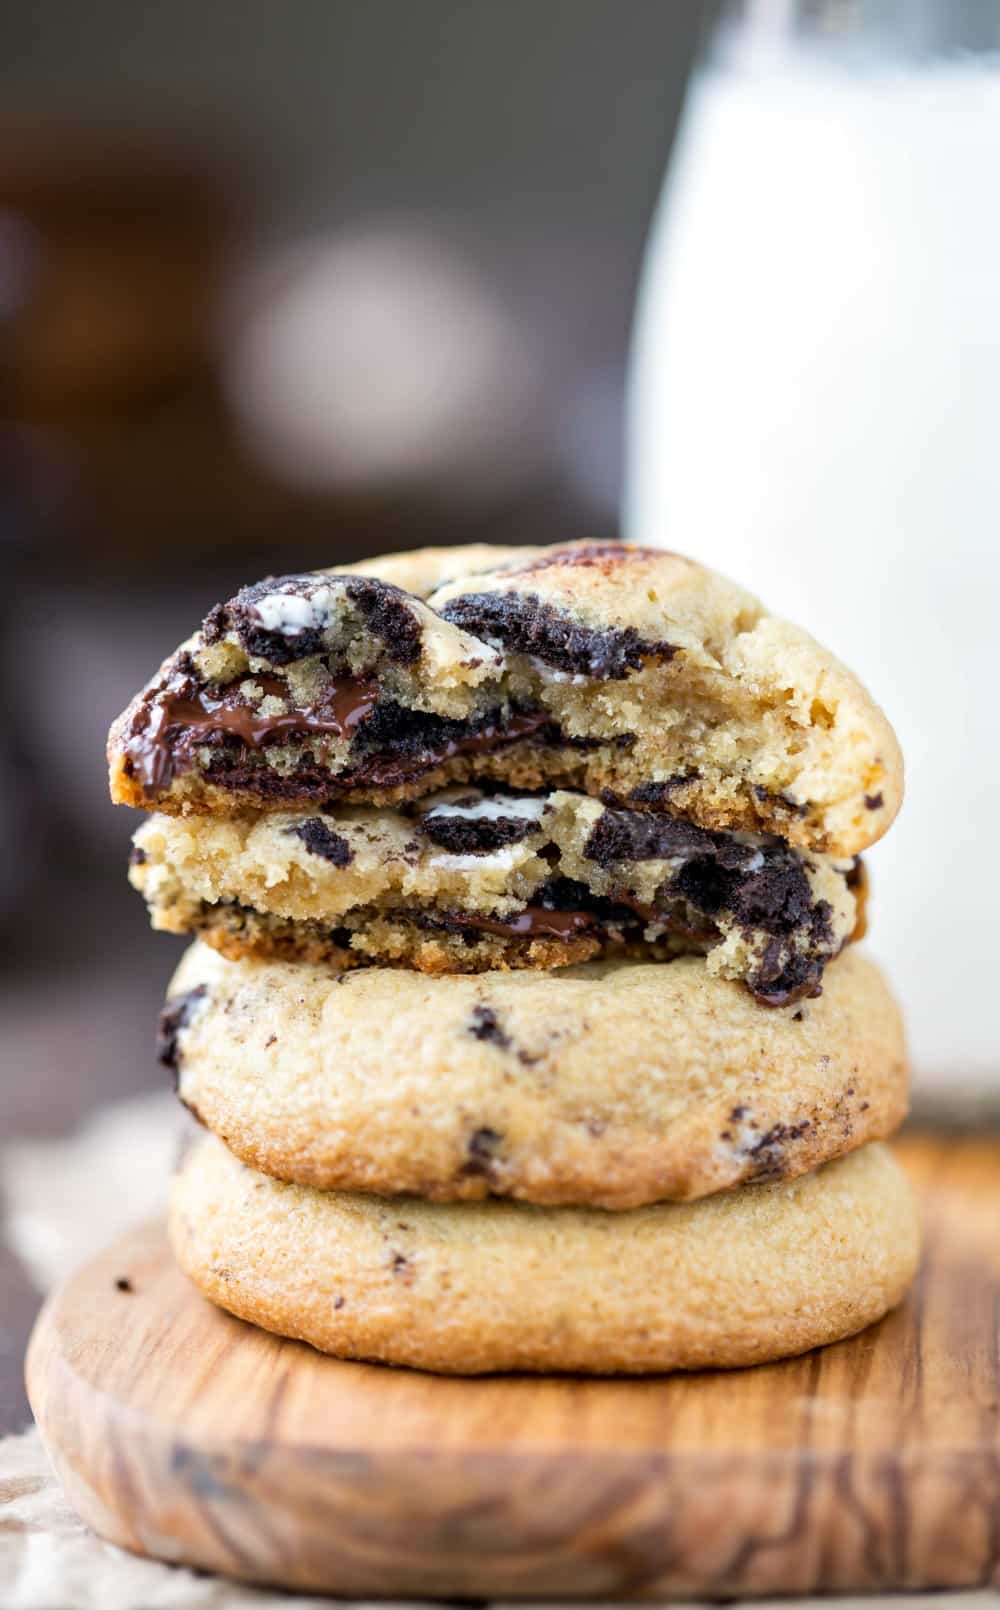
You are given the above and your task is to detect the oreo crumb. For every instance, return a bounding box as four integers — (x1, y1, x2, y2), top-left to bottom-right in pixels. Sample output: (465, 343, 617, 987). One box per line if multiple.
(129, 846, 147, 867)
(334, 1296, 345, 1310)
(743, 1119, 813, 1180)
(390, 1252, 413, 1282)
(114, 1277, 134, 1294)
(289, 817, 353, 866)
(864, 792, 884, 810)
(469, 1005, 511, 1050)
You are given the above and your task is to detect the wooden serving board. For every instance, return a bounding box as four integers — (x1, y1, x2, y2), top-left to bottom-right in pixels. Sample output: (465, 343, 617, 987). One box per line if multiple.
(25, 1134, 1000, 1600)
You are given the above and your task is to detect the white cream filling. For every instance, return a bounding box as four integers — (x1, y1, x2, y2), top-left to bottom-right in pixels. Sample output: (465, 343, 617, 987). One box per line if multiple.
(252, 585, 342, 635)
(420, 791, 549, 824)
(429, 846, 523, 873)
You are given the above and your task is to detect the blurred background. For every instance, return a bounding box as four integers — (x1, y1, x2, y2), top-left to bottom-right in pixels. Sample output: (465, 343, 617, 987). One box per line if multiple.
(2, 0, 998, 1429)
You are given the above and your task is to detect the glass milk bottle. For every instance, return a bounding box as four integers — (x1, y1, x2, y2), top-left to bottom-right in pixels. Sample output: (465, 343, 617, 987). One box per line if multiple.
(625, 0, 1000, 1094)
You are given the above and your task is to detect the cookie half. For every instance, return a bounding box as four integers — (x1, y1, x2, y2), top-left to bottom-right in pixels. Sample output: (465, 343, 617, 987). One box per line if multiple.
(162, 943, 907, 1209)
(109, 541, 901, 855)
(170, 1136, 920, 1375)
(132, 787, 864, 1004)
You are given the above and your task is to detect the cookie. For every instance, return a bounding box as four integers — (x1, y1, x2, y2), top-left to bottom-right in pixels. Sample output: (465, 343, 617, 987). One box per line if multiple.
(108, 541, 901, 855)
(163, 943, 907, 1208)
(169, 1135, 920, 1374)
(132, 787, 864, 1004)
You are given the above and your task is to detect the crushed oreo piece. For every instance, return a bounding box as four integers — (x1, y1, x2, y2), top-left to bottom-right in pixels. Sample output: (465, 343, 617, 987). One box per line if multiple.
(463, 1127, 504, 1176)
(129, 845, 147, 867)
(289, 817, 354, 866)
(421, 809, 538, 855)
(864, 792, 884, 810)
(203, 573, 423, 667)
(584, 808, 715, 866)
(742, 1119, 813, 1181)
(440, 591, 676, 679)
(204, 575, 330, 664)
(344, 577, 422, 665)
(469, 1006, 511, 1049)
(157, 985, 208, 1082)
(621, 774, 700, 807)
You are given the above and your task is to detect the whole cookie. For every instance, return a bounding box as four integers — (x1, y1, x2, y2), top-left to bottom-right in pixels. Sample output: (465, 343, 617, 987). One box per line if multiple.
(170, 1136, 920, 1375)
(163, 943, 908, 1209)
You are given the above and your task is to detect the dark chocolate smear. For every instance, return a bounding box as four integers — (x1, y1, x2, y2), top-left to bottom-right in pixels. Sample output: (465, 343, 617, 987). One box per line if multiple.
(440, 591, 677, 679)
(129, 670, 379, 793)
(290, 818, 354, 866)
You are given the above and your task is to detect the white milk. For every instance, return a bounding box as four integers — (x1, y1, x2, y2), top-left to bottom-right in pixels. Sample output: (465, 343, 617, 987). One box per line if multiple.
(625, 20, 1000, 1085)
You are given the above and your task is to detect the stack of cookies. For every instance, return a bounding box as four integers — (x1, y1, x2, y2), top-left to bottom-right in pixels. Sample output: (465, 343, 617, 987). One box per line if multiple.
(109, 541, 919, 1374)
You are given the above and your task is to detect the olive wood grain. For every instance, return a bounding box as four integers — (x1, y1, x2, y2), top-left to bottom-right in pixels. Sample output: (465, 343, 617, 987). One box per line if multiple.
(25, 1134, 1000, 1599)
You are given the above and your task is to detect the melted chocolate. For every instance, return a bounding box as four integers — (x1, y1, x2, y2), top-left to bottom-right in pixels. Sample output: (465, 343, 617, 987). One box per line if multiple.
(130, 673, 378, 792)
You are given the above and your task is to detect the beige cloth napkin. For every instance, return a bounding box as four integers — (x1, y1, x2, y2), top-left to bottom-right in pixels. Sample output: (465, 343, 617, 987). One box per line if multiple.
(1, 1092, 994, 1608)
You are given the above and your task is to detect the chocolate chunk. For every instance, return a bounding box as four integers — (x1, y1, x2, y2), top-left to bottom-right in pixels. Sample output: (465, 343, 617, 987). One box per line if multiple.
(344, 577, 422, 665)
(440, 591, 677, 679)
(864, 792, 884, 810)
(129, 845, 147, 867)
(114, 1277, 134, 1294)
(157, 985, 208, 1081)
(469, 1006, 511, 1049)
(289, 818, 354, 866)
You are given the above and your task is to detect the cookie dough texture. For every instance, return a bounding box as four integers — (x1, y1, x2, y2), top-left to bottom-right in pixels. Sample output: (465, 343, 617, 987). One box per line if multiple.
(165, 943, 907, 1209)
(170, 1135, 920, 1375)
(132, 788, 861, 1000)
(109, 542, 902, 856)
